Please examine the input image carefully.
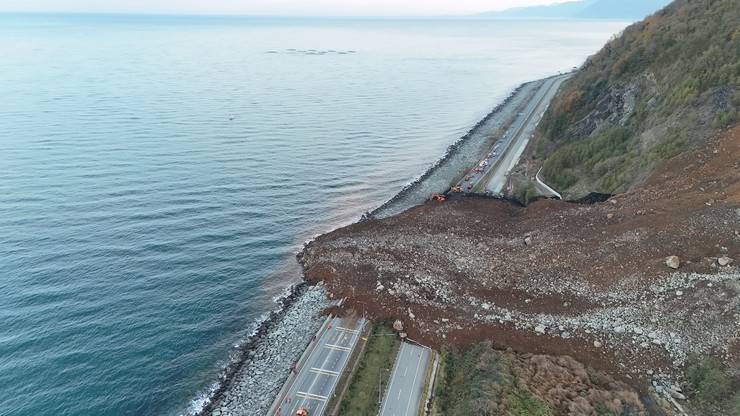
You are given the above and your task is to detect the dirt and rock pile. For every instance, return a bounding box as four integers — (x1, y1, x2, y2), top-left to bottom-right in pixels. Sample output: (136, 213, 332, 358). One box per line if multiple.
(299, 126, 740, 392)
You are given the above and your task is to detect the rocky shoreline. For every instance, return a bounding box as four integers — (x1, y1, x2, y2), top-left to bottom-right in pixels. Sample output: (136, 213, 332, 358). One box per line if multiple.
(368, 77, 547, 220)
(187, 77, 564, 416)
(193, 284, 329, 416)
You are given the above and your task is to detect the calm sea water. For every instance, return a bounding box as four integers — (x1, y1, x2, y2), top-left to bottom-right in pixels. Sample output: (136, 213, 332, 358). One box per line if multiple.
(0, 14, 626, 415)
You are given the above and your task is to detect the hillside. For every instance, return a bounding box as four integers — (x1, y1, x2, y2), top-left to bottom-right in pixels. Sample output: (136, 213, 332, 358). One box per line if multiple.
(298, 1, 740, 414)
(479, 0, 671, 20)
(302, 124, 740, 416)
(534, 0, 739, 198)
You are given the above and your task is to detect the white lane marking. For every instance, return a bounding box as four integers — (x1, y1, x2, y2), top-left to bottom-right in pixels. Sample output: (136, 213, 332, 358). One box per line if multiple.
(403, 347, 428, 416)
(335, 326, 359, 334)
(287, 318, 364, 416)
(294, 320, 342, 413)
(324, 343, 351, 351)
(481, 76, 564, 193)
(465, 78, 552, 192)
(403, 365, 408, 377)
(310, 367, 339, 377)
(296, 391, 328, 401)
(295, 318, 364, 416)
(397, 388, 402, 400)
(380, 342, 406, 415)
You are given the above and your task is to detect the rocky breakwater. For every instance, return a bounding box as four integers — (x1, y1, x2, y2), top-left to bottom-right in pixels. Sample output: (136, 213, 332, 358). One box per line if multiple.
(368, 78, 543, 220)
(203, 285, 329, 416)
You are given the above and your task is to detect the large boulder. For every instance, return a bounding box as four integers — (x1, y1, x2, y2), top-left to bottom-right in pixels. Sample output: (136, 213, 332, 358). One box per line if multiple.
(665, 256, 680, 269)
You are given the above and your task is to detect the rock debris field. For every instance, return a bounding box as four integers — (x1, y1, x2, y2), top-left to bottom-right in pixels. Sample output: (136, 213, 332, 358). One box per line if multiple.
(300, 126, 740, 392)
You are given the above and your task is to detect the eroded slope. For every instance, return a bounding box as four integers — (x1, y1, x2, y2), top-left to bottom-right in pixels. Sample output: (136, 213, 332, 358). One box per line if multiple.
(300, 125, 739, 384)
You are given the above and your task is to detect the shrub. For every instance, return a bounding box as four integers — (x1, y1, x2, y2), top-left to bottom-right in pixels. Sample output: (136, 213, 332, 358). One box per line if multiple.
(686, 356, 731, 403)
(518, 183, 538, 206)
(507, 388, 553, 416)
(711, 110, 738, 128)
(541, 127, 633, 191)
(729, 392, 740, 416)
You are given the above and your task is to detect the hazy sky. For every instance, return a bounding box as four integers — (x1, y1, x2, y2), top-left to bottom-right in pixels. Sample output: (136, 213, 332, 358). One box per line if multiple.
(0, 0, 574, 16)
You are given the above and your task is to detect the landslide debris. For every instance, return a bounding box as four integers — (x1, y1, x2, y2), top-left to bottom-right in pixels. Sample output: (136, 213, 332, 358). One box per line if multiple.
(299, 125, 740, 409)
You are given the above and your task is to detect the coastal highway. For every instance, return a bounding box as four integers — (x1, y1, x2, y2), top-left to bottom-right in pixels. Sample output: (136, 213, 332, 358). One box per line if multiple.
(271, 315, 366, 416)
(455, 74, 570, 195)
(484, 73, 569, 194)
(379, 342, 432, 416)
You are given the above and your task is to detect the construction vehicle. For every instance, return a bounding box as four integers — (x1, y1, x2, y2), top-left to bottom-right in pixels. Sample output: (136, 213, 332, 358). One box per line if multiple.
(296, 408, 309, 416)
(431, 193, 446, 202)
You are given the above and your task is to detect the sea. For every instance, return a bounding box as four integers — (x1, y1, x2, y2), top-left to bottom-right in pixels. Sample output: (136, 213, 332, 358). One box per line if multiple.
(0, 14, 627, 416)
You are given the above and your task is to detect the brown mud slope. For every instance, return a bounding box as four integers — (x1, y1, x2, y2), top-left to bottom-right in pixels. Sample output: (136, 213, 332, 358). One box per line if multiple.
(300, 125, 740, 383)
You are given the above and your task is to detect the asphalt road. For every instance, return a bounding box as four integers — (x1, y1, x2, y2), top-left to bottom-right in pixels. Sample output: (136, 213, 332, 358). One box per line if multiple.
(271, 316, 366, 416)
(454, 74, 569, 195)
(484, 73, 568, 194)
(379, 342, 432, 416)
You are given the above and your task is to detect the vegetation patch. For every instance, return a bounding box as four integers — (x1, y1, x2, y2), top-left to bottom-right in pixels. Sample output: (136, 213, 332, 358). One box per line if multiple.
(535, 0, 739, 197)
(337, 325, 400, 416)
(684, 354, 740, 415)
(516, 182, 539, 206)
(541, 126, 634, 192)
(430, 343, 650, 415)
(432, 344, 553, 416)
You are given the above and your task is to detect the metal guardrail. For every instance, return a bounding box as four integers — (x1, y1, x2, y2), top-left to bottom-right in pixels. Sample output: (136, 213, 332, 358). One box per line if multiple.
(419, 350, 439, 416)
(535, 167, 562, 199)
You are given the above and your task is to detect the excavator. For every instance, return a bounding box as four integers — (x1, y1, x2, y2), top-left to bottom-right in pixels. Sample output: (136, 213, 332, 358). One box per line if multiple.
(430, 192, 446, 202)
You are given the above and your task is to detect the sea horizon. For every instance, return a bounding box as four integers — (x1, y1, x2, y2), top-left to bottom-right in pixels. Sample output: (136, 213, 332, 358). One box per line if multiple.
(0, 14, 628, 415)
(0, 10, 635, 21)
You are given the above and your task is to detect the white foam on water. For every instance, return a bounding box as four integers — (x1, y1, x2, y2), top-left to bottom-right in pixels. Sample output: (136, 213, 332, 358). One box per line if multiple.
(183, 382, 219, 416)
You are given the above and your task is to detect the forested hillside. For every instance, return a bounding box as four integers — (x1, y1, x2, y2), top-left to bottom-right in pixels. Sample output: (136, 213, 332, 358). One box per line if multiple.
(537, 0, 739, 197)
